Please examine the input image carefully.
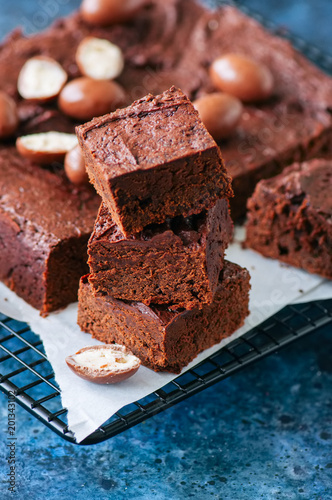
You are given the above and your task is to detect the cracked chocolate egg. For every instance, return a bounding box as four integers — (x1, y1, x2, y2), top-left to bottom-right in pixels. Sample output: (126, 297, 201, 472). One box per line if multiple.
(17, 56, 68, 101)
(76, 37, 124, 80)
(16, 131, 78, 164)
(65, 344, 141, 384)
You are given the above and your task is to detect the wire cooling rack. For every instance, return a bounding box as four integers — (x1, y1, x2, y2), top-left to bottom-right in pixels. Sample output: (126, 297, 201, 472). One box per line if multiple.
(0, 300, 332, 445)
(1, 4, 332, 445)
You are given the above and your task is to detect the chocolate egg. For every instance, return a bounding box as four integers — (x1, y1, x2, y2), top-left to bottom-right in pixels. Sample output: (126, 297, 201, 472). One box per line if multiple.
(64, 145, 89, 185)
(65, 344, 141, 384)
(17, 56, 68, 101)
(76, 37, 124, 80)
(58, 77, 126, 121)
(0, 91, 19, 139)
(193, 92, 243, 140)
(209, 54, 274, 102)
(81, 0, 148, 26)
(16, 131, 78, 165)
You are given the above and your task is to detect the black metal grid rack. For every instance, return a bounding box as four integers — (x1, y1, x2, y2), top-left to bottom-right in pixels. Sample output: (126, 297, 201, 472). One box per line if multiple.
(0, 300, 331, 445)
(1, 5, 332, 445)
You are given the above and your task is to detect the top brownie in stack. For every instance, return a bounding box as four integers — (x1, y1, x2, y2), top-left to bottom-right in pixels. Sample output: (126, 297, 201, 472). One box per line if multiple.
(76, 87, 233, 236)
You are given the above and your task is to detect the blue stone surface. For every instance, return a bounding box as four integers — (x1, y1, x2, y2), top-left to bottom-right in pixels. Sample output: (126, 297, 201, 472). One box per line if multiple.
(0, 1, 332, 499)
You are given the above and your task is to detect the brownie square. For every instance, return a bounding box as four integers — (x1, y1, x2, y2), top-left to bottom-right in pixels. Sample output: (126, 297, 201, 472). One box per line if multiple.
(245, 158, 332, 279)
(0, 147, 100, 315)
(76, 87, 233, 236)
(77, 261, 251, 373)
(88, 198, 233, 310)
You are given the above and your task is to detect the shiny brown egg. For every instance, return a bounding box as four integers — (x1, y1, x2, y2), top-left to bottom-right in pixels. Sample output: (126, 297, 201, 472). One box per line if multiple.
(209, 54, 274, 102)
(58, 77, 126, 121)
(193, 92, 243, 140)
(81, 0, 148, 26)
(64, 145, 89, 185)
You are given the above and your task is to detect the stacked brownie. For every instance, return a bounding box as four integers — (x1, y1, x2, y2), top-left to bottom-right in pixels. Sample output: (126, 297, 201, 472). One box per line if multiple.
(76, 87, 250, 373)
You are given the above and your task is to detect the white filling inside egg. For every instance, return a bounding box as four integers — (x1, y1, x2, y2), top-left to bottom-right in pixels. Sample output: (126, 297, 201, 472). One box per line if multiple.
(73, 346, 139, 372)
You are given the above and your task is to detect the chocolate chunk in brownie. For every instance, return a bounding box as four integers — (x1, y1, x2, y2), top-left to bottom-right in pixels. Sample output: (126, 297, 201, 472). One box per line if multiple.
(0, 147, 100, 315)
(88, 198, 233, 310)
(77, 261, 251, 373)
(245, 158, 332, 279)
(76, 86, 233, 236)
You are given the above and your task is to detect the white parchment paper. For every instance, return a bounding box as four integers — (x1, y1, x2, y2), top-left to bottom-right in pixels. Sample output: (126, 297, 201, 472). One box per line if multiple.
(0, 227, 331, 442)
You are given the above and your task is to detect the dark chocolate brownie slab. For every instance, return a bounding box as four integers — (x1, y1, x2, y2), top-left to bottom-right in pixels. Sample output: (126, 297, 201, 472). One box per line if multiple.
(77, 261, 250, 373)
(76, 87, 233, 236)
(0, 147, 100, 315)
(245, 158, 332, 279)
(88, 199, 233, 309)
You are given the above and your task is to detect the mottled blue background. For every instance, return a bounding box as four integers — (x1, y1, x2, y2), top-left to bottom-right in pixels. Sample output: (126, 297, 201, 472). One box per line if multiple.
(0, 1, 332, 499)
